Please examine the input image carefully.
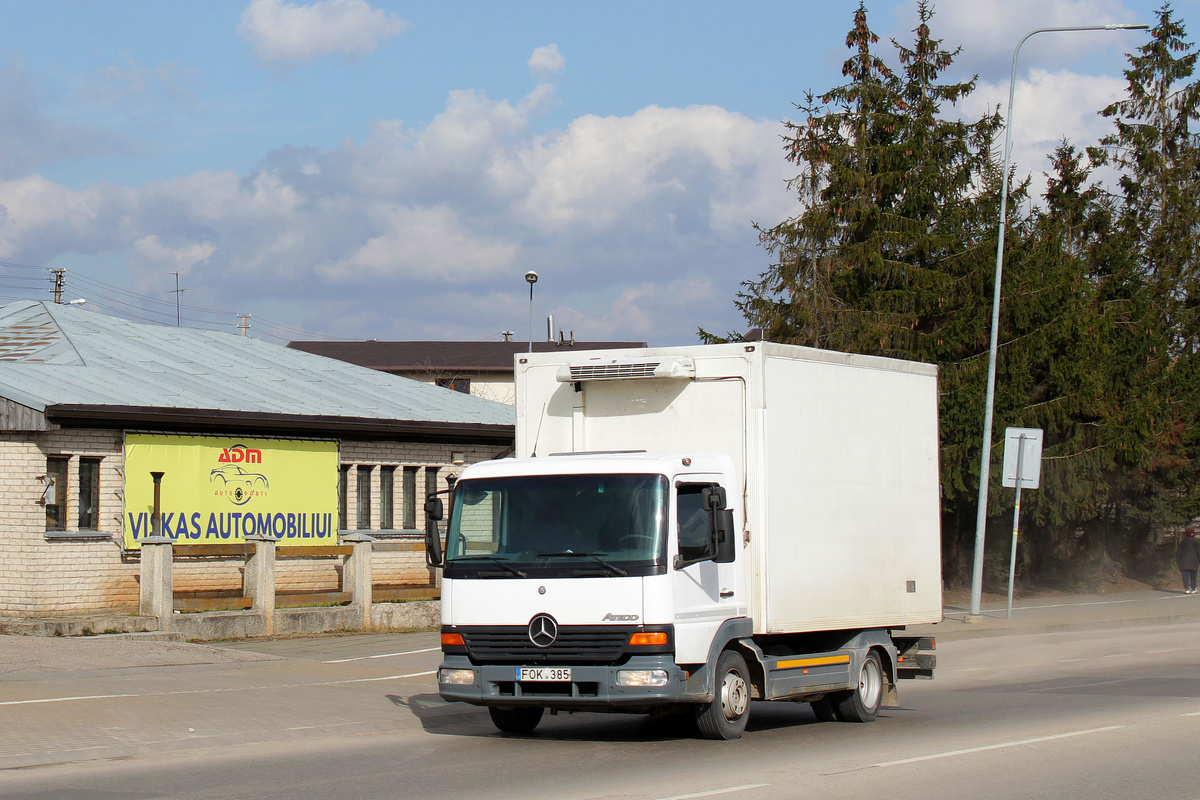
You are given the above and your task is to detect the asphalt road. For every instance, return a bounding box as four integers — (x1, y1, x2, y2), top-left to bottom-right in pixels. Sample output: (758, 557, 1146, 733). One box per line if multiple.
(1, 621, 1198, 800)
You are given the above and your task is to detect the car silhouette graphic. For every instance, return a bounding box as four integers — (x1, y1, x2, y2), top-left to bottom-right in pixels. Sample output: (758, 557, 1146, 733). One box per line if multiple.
(210, 464, 269, 505)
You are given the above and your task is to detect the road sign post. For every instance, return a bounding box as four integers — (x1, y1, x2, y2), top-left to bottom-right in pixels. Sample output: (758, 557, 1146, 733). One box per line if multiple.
(1003, 428, 1043, 618)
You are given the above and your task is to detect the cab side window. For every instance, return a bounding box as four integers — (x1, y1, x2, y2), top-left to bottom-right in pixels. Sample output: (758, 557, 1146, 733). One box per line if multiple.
(677, 484, 713, 563)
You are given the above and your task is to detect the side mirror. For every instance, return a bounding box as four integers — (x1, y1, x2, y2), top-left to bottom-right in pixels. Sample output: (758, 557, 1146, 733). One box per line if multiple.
(424, 519, 443, 567)
(701, 486, 727, 512)
(424, 494, 444, 567)
(425, 496, 443, 521)
(713, 509, 736, 563)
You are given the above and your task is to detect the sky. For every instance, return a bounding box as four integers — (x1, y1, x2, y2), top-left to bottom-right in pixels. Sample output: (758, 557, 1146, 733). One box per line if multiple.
(0, 0, 1195, 347)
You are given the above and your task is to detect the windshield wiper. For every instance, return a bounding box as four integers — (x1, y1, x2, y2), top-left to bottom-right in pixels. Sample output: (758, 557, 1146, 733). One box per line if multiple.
(452, 555, 527, 578)
(536, 552, 628, 577)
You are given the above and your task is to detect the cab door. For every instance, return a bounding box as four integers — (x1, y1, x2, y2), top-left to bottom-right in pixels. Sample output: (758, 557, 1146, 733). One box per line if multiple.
(670, 477, 740, 664)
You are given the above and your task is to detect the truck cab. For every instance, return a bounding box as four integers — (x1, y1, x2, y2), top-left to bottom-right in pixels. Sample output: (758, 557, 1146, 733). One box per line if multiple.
(435, 452, 748, 735)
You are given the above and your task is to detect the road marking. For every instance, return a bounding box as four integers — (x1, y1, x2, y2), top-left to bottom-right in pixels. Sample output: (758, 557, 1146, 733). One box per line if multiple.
(654, 784, 771, 800)
(1102, 653, 1133, 659)
(285, 722, 365, 731)
(0, 671, 437, 707)
(328, 670, 436, 685)
(0, 692, 142, 706)
(323, 647, 440, 663)
(871, 725, 1125, 768)
(1184, 711, 1200, 717)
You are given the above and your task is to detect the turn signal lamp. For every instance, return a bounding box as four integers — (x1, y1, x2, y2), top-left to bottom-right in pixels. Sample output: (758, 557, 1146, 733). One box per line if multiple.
(628, 631, 669, 646)
(441, 632, 465, 647)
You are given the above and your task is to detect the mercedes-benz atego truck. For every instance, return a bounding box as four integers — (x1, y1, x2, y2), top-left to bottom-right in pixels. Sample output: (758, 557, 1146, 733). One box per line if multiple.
(427, 342, 940, 739)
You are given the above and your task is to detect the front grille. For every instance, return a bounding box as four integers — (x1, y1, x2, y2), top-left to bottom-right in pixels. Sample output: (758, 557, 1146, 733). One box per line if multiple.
(462, 625, 632, 664)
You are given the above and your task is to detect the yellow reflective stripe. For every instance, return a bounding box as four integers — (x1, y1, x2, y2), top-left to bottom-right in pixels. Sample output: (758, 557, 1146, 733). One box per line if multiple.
(776, 655, 851, 670)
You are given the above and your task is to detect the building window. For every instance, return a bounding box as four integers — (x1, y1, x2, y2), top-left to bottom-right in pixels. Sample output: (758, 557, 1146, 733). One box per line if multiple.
(380, 466, 395, 530)
(403, 466, 418, 529)
(339, 464, 351, 531)
(45, 457, 68, 531)
(356, 465, 373, 529)
(78, 458, 101, 530)
(436, 377, 471, 394)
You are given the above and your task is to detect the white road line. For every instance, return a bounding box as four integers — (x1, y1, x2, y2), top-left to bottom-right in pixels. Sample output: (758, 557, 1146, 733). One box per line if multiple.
(1184, 711, 1200, 717)
(871, 725, 1125, 768)
(0, 671, 437, 707)
(327, 670, 436, 685)
(1102, 653, 1133, 659)
(0, 692, 142, 706)
(654, 784, 771, 800)
(323, 647, 441, 663)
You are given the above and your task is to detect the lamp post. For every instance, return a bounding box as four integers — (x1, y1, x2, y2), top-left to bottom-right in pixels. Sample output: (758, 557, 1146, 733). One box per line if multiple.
(968, 23, 1148, 619)
(525, 270, 538, 353)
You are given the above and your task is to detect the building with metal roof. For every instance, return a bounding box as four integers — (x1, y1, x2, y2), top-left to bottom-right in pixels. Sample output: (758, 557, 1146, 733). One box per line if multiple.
(0, 301, 514, 624)
(0, 300, 513, 438)
(287, 338, 647, 405)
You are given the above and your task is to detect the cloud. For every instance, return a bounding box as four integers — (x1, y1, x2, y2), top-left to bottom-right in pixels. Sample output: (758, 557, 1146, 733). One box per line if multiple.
(127, 235, 215, 277)
(316, 204, 519, 282)
(0, 84, 792, 343)
(962, 69, 1127, 196)
(89, 52, 200, 120)
(532, 276, 720, 342)
(913, 0, 1143, 81)
(519, 104, 790, 236)
(0, 58, 135, 179)
(238, 0, 408, 69)
(528, 44, 565, 79)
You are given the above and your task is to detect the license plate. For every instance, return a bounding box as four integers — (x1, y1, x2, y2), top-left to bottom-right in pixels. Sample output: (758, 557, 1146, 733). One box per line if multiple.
(516, 667, 572, 682)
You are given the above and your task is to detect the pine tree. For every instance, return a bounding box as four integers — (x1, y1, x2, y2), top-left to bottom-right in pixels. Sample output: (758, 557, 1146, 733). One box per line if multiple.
(1087, 4, 1200, 567)
(728, 2, 1003, 579)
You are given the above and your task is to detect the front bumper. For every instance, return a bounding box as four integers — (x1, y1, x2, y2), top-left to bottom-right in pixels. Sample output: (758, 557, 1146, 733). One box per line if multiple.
(438, 654, 689, 709)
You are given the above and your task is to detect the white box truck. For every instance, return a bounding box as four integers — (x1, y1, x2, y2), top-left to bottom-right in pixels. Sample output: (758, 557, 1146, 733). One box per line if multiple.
(428, 341, 941, 739)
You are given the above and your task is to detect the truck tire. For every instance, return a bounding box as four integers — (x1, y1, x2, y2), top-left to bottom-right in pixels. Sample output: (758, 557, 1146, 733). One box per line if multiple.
(695, 649, 751, 740)
(488, 706, 544, 734)
(834, 651, 883, 723)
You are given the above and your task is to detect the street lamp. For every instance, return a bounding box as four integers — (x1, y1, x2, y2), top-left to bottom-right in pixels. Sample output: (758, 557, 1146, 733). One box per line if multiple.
(969, 23, 1148, 619)
(525, 270, 538, 353)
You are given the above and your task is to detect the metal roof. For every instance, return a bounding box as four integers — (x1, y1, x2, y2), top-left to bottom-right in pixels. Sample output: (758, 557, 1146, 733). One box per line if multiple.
(0, 301, 515, 432)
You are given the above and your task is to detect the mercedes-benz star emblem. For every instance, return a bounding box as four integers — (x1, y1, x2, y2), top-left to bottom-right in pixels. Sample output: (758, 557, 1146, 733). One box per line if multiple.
(528, 614, 558, 648)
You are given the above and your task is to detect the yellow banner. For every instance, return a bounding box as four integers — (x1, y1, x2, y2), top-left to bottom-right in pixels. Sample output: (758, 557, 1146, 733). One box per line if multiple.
(123, 433, 339, 549)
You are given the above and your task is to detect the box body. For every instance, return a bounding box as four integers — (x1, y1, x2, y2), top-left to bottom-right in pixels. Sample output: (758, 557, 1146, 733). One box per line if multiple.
(514, 341, 942, 634)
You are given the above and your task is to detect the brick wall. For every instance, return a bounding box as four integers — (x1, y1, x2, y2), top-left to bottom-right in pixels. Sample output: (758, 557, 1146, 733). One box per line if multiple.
(1, 429, 505, 618)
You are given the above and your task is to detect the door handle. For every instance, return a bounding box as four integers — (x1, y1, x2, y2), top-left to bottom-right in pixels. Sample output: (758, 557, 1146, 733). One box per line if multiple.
(719, 590, 735, 598)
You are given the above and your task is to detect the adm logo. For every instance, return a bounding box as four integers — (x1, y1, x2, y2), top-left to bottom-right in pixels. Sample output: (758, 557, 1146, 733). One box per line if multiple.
(210, 444, 269, 506)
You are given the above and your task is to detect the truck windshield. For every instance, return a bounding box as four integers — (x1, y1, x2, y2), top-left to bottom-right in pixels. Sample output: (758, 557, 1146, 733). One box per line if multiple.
(445, 473, 668, 578)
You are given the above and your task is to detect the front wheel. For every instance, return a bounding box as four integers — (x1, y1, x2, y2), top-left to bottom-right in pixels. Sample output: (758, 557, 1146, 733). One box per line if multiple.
(834, 651, 884, 723)
(695, 649, 752, 740)
(488, 705, 544, 734)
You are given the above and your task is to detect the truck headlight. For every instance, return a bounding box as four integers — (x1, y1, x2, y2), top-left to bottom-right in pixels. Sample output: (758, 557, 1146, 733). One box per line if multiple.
(439, 668, 476, 685)
(616, 669, 669, 687)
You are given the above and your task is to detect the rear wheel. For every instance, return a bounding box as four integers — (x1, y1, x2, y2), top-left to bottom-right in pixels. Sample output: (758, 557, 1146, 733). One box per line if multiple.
(695, 649, 752, 740)
(488, 705, 544, 734)
(834, 651, 884, 723)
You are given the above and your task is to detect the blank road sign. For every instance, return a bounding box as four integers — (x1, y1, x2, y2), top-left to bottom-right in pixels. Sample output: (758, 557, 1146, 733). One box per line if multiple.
(1002, 427, 1043, 489)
